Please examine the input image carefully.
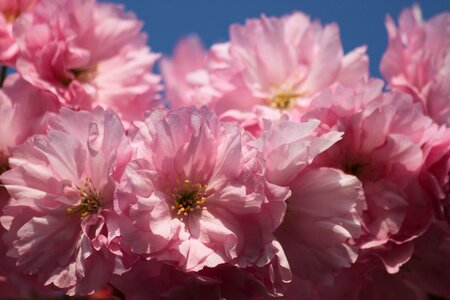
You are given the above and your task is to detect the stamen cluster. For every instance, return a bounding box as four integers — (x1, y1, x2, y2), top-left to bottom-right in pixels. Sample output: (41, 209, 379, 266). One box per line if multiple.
(66, 177, 102, 219)
(270, 91, 301, 110)
(169, 179, 207, 216)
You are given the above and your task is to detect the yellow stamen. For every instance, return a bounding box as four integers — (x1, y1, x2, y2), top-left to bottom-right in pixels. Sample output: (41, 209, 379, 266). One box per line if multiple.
(61, 66, 98, 86)
(169, 179, 207, 217)
(66, 177, 102, 219)
(70, 66, 98, 83)
(3, 11, 18, 23)
(270, 91, 301, 110)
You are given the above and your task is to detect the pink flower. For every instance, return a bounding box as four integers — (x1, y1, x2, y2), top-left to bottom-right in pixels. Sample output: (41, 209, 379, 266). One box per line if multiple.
(0, 74, 58, 178)
(115, 106, 288, 272)
(314, 221, 450, 300)
(0, 74, 59, 298)
(259, 117, 365, 288)
(160, 35, 221, 109)
(0, 214, 62, 299)
(275, 168, 365, 285)
(111, 253, 289, 300)
(0, 107, 131, 295)
(162, 12, 369, 127)
(420, 128, 450, 223)
(0, 74, 59, 297)
(304, 81, 438, 252)
(380, 5, 450, 225)
(314, 258, 427, 300)
(380, 5, 450, 126)
(0, 0, 38, 65)
(13, 0, 161, 124)
(401, 222, 450, 298)
(224, 13, 368, 111)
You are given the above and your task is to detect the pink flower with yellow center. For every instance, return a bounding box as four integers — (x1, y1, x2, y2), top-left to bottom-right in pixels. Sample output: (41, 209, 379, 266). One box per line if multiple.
(13, 0, 161, 124)
(115, 106, 289, 272)
(0, 107, 131, 295)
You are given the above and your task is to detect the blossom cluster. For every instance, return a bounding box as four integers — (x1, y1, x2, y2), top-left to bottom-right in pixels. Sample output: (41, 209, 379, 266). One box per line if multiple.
(0, 1, 449, 299)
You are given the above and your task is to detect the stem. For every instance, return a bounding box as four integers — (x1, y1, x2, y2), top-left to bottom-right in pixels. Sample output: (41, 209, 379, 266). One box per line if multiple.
(0, 66, 8, 88)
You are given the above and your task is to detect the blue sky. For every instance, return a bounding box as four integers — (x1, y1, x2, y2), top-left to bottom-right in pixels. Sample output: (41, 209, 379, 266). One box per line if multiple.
(110, 0, 449, 78)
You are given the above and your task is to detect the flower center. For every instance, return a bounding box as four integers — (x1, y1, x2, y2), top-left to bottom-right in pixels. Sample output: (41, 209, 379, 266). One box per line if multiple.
(66, 177, 102, 219)
(70, 67, 97, 83)
(61, 66, 98, 86)
(0, 162, 9, 176)
(342, 156, 376, 181)
(270, 91, 300, 110)
(3, 11, 18, 23)
(342, 161, 365, 177)
(0, 153, 9, 177)
(170, 179, 207, 216)
(279, 204, 299, 230)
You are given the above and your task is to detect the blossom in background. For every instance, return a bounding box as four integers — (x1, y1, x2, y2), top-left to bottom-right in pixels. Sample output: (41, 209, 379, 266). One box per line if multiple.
(381, 5, 450, 127)
(222, 12, 368, 111)
(0, 0, 38, 66)
(380, 5, 450, 225)
(295, 78, 447, 299)
(13, 0, 161, 123)
(314, 222, 450, 300)
(304, 80, 438, 251)
(161, 11, 369, 134)
(421, 128, 450, 223)
(0, 108, 131, 295)
(160, 35, 219, 109)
